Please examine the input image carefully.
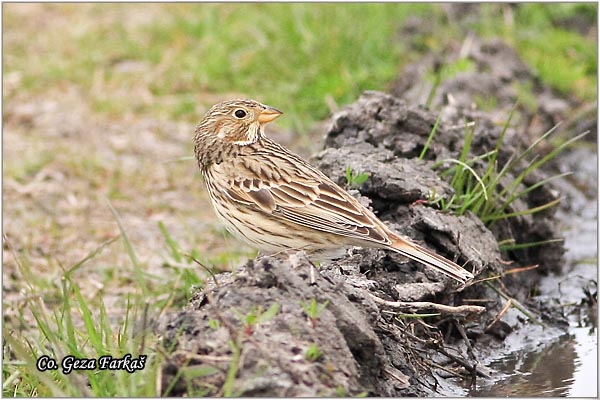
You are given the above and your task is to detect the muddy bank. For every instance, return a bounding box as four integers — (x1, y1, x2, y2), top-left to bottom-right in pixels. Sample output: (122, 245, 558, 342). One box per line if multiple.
(468, 145, 597, 396)
(155, 95, 564, 396)
(156, 39, 595, 395)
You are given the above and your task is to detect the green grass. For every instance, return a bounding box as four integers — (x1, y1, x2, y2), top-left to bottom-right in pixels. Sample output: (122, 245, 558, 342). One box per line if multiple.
(345, 166, 370, 188)
(425, 111, 588, 228)
(3, 3, 595, 136)
(3, 3, 430, 133)
(300, 298, 329, 321)
(476, 4, 597, 100)
(2, 221, 216, 396)
(3, 245, 159, 396)
(300, 298, 329, 330)
(232, 303, 280, 336)
(304, 343, 324, 362)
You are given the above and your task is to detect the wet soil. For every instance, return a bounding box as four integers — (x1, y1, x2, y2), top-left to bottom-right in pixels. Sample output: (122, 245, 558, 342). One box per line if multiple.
(157, 37, 597, 396)
(469, 146, 598, 397)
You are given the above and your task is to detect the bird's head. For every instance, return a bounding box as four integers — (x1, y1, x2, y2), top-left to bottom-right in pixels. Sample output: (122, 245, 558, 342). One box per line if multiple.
(195, 99, 282, 145)
(194, 99, 282, 170)
(194, 100, 282, 170)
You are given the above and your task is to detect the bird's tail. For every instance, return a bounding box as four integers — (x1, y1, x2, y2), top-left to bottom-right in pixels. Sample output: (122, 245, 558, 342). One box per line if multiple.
(389, 235, 474, 284)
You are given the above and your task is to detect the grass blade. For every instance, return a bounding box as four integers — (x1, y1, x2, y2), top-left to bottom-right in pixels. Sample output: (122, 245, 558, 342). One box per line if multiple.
(419, 113, 442, 160)
(106, 199, 149, 296)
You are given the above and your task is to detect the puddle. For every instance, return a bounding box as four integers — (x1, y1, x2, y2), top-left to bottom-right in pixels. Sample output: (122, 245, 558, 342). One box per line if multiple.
(568, 324, 598, 396)
(471, 326, 596, 396)
(470, 146, 598, 397)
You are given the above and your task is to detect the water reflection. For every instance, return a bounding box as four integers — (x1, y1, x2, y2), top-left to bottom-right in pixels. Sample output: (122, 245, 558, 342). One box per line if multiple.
(471, 330, 596, 397)
(567, 325, 598, 397)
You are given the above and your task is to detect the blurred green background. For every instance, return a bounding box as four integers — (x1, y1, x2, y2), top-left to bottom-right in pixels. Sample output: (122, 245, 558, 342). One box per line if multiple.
(4, 3, 597, 132)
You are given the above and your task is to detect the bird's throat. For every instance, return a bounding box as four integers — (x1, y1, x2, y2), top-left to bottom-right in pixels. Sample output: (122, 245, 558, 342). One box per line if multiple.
(231, 123, 262, 146)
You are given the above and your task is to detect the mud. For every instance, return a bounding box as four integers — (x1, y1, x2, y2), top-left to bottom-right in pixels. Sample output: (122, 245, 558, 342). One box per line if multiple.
(390, 28, 596, 143)
(158, 255, 371, 396)
(157, 37, 596, 396)
(318, 90, 565, 281)
(470, 146, 598, 397)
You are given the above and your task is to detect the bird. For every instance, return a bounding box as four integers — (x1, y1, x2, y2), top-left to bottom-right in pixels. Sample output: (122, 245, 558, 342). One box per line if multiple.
(193, 99, 474, 284)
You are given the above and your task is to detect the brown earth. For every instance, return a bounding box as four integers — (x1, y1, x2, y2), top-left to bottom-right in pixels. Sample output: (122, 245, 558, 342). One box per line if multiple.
(156, 83, 590, 395)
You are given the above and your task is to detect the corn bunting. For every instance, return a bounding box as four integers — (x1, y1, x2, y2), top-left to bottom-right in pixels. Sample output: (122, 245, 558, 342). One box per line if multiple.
(194, 99, 474, 283)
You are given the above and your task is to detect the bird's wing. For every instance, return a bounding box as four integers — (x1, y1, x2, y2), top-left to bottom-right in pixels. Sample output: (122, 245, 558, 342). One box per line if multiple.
(216, 146, 392, 245)
(211, 141, 473, 284)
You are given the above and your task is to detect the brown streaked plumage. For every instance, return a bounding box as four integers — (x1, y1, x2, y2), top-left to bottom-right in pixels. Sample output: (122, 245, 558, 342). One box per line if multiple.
(194, 99, 474, 284)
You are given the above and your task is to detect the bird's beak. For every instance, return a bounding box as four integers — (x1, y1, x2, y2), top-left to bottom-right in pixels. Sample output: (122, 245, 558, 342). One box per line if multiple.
(257, 107, 283, 124)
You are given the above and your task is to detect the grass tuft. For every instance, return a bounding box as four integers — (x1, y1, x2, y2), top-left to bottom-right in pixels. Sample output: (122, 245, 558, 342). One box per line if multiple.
(426, 109, 588, 230)
(2, 220, 213, 396)
(345, 166, 370, 188)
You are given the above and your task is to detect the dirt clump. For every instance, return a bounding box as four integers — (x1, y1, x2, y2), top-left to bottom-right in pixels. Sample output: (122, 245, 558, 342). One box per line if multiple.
(159, 255, 383, 396)
(157, 37, 586, 395)
(156, 91, 531, 396)
(317, 90, 564, 283)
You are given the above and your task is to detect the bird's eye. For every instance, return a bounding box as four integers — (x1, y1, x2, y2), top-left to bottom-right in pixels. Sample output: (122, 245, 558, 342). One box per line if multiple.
(234, 109, 247, 119)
